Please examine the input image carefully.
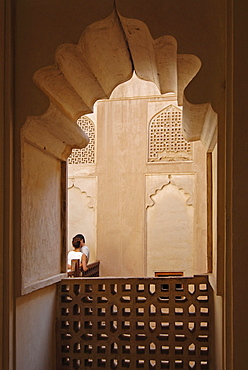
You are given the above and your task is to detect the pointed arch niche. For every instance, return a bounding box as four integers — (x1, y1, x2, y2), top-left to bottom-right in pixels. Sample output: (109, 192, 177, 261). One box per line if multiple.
(20, 9, 217, 294)
(146, 175, 194, 277)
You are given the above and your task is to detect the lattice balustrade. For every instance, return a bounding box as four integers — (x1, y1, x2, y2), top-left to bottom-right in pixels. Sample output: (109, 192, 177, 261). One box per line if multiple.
(57, 276, 213, 369)
(68, 116, 95, 164)
(148, 105, 192, 162)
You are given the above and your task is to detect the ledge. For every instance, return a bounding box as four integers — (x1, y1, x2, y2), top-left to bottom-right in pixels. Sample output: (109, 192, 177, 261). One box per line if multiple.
(21, 273, 67, 296)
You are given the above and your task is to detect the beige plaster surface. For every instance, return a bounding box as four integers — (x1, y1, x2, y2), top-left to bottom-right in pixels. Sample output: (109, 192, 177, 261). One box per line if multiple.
(21, 142, 62, 292)
(68, 75, 207, 278)
(146, 175, 194, 276)
(16, 286, 56, 370)
(209, 145, 218, 291)
(27, 8, 219, 156)
(68, 178, 97, 263)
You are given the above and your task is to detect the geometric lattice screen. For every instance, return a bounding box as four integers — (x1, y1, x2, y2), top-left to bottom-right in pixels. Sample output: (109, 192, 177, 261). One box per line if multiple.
(148, 105, 192, 162)
(68, 116, 95, 164)
(57, 276, 212, 369)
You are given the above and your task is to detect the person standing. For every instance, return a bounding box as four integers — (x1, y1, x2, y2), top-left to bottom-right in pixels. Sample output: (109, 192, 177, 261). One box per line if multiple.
(73, 233, 90, 272)
(67, 237, 83, 270)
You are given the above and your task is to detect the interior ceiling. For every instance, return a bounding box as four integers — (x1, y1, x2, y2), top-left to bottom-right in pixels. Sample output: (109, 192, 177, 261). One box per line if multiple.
(28, 9, 217, 153)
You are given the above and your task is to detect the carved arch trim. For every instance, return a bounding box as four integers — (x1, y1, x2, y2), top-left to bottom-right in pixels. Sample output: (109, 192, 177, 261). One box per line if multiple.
(146, 174, 194, 209)
(22, 9, 217, 160)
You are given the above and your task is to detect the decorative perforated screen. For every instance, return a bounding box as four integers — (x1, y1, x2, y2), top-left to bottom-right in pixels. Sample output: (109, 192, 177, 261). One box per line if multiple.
(57, 276, 212, 369)
(148, 105, 192, 162)
(68, 116, 95, 164)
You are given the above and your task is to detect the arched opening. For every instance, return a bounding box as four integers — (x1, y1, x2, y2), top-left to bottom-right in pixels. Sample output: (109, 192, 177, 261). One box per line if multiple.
(67, 72, 209, 278)
(5, 2, 237, 368)
(20, 9, 217, 292)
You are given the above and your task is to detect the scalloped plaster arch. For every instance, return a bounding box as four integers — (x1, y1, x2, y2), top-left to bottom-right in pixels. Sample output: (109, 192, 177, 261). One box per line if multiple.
(68, 178, 96, 210)
(146, 174, 194, 209)
(22, 9, 217, 160)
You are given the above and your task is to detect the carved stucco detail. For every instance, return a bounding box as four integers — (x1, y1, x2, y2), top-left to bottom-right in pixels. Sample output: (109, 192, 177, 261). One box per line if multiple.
(25, 8, 217, 157)
(148, 104, 192, 162)
(68, 116, 95, 164)
(68, 177, 96, 209)
(146, 174, 194, 208)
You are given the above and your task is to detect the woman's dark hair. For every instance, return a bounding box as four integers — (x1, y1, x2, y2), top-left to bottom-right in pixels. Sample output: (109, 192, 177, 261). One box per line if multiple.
(74, 234, 85, 243)
(72, 240, 81, 249)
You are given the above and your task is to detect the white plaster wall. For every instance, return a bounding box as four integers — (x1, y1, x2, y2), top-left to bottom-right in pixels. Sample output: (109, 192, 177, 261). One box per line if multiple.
(16, 286, 56, 370)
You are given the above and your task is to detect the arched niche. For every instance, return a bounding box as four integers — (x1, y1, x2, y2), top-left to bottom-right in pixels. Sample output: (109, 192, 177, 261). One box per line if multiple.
(146, 181, 194, 277)
(19, 9, 217, 294)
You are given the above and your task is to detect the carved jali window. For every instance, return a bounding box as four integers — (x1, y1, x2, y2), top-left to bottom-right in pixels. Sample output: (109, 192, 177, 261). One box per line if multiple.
(148, 105, 192, 162)
(68, 116, 95, 164)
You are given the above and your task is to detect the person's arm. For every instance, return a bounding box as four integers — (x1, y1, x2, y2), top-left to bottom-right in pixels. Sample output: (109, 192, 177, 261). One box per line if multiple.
(81, 254, 88, 271)
(67, 252, 71, 269)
